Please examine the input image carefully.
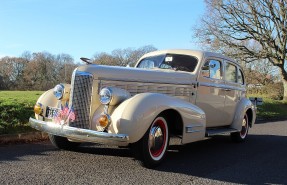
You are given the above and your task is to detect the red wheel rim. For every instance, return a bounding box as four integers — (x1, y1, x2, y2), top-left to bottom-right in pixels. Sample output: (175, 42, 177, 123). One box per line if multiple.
(149, 118, 167, 158)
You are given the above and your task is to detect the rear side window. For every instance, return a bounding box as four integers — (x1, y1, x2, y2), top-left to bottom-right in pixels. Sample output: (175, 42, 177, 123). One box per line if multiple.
(225, 63, 237, 83)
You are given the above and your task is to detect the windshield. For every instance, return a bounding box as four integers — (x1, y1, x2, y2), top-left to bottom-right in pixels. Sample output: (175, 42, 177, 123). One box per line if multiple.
(137, 54, 198, 72)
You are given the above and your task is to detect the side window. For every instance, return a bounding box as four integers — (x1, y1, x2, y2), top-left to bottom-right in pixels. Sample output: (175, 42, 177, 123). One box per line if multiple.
(238, 68, 244, 85)
(137, 59, 155, 69)
(201, 60, 221, 79)
(225, 63, 237, 83)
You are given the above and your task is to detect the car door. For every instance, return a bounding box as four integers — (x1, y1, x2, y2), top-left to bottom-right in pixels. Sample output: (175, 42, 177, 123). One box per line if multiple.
(224, 62, 245, 124)
(196, 59, 229, 127)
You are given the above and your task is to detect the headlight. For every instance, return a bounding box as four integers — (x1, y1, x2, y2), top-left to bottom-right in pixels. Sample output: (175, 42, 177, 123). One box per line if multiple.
(99, 87, 131, 105)
(99, 88, 112, 105)
(53, 84, 65, 100)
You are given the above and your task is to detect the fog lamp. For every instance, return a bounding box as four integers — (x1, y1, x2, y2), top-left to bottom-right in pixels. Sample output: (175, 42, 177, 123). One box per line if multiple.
(34, 103, 43, 115)
(98, 114, 111, 127)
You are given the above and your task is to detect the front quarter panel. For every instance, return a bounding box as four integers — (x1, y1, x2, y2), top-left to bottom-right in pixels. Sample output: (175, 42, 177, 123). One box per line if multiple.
(109, 93, 206, 144)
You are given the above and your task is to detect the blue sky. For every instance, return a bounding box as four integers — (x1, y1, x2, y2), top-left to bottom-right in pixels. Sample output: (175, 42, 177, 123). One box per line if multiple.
(0, 0, 205, 62)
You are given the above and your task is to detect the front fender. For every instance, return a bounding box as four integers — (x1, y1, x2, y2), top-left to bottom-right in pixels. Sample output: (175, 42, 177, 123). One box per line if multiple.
(231, 97, 256, 130)
(109, 93, 206, 143)
(35, 89, 59, 120)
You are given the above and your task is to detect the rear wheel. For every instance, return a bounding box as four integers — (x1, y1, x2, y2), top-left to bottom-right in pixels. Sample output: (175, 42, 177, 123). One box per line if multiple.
(133, 116, 169, 168)
(49, 134, 81, 150)
(231, 113, 249, 142)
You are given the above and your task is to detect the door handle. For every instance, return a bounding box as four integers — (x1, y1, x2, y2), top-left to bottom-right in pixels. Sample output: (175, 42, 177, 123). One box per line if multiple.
(224, 89, 231, 91)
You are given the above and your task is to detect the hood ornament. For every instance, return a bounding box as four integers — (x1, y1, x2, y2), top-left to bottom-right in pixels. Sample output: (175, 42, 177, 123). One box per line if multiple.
(80, 57, 92, 64)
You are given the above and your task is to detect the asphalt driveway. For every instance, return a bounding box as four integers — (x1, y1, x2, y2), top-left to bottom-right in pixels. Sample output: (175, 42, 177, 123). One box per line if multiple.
(0, 120, 286, 184)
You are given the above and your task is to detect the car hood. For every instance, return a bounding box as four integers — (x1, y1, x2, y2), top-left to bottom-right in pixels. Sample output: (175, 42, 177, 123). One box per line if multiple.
(77, 64, 196, 85)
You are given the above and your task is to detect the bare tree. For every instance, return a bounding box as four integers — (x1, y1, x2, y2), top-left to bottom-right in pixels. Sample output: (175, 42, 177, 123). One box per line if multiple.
(92, 45, 157, 66)
(56, 53, 77, 83)
(92, 52, 118, 66)
(128, 45, 158, 66)
(244, 59, 276, 86)
(0, 46, 157, 90)
(0, 57, 28, 89)
(195, 0, 287, 100)
(22, 52, 77, 90)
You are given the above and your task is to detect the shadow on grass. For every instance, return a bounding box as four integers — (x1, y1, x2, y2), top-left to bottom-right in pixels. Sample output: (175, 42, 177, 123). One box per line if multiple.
(0, 102, 34, 135)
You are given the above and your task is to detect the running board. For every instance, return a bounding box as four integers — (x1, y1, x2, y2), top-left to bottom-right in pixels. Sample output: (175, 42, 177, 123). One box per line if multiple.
(206, 128, 238, 137)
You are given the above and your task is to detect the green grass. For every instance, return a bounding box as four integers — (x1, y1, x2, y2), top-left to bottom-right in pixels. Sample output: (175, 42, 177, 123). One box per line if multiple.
(0, 91, 43, 134)
(248, 94, 287, 119)
(0, 91, 286, 135)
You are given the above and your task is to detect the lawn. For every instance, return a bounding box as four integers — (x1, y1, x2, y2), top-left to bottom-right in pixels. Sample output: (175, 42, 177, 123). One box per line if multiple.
(0, 91, 286, 135)
(248, 94, 287, 120)
(0, 91, 43, 134)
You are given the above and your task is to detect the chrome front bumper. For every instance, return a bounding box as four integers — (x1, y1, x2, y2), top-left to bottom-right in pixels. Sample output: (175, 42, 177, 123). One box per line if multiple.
(29, 118, 129, 146)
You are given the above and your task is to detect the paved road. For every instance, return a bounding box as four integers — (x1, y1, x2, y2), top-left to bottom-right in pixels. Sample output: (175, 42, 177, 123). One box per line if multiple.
(1, 120, 287, 185)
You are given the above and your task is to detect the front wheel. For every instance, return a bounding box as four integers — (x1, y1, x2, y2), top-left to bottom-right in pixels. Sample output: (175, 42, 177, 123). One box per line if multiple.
(49, 134, 81, 150)
(133, 116, 169, 168)
(231, 113, 249, 142)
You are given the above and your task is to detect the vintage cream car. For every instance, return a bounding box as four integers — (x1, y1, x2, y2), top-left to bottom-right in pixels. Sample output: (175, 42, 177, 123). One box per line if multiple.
(30, 49, 256, 168)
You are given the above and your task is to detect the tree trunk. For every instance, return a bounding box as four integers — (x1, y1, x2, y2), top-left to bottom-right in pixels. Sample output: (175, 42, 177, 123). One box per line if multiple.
(278, 66, 287, 101)
(283, 78, 287, 101)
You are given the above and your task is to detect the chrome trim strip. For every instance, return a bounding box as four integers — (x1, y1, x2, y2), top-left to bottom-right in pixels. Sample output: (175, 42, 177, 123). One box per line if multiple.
(199, 82, 226, 89)
(29, 118, 129, 145)
(99, 77, 192, 86)
(76, 71, 94, 77)
(185, 124, 205, 133)
(186, 129, 205, 133)
(186, 125, 203, 128)
(99, 80, 194, 98)
(199, 82, 245, 91)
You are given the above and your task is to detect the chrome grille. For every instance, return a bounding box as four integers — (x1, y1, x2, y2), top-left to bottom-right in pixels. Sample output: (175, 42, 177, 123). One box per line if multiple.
(100, 80, 192, 100)
(69, 71, 93, 129)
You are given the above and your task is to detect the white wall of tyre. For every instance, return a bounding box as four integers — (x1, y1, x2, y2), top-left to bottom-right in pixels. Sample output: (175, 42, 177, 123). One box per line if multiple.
(240, 114, 249, 139)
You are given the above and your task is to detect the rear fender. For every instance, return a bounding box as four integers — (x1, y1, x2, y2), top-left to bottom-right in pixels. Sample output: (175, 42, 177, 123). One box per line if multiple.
(231, 97, 256, 130)
(109, 93, 206, 144)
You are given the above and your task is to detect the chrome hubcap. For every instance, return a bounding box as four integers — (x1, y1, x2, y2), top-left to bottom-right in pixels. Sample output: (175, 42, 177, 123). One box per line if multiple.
(148, 118, 167, 159)
(149, 126, 164, 154)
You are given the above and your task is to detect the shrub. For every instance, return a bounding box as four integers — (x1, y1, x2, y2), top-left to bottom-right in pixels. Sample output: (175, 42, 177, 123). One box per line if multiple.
(247, 82, 283, 100)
